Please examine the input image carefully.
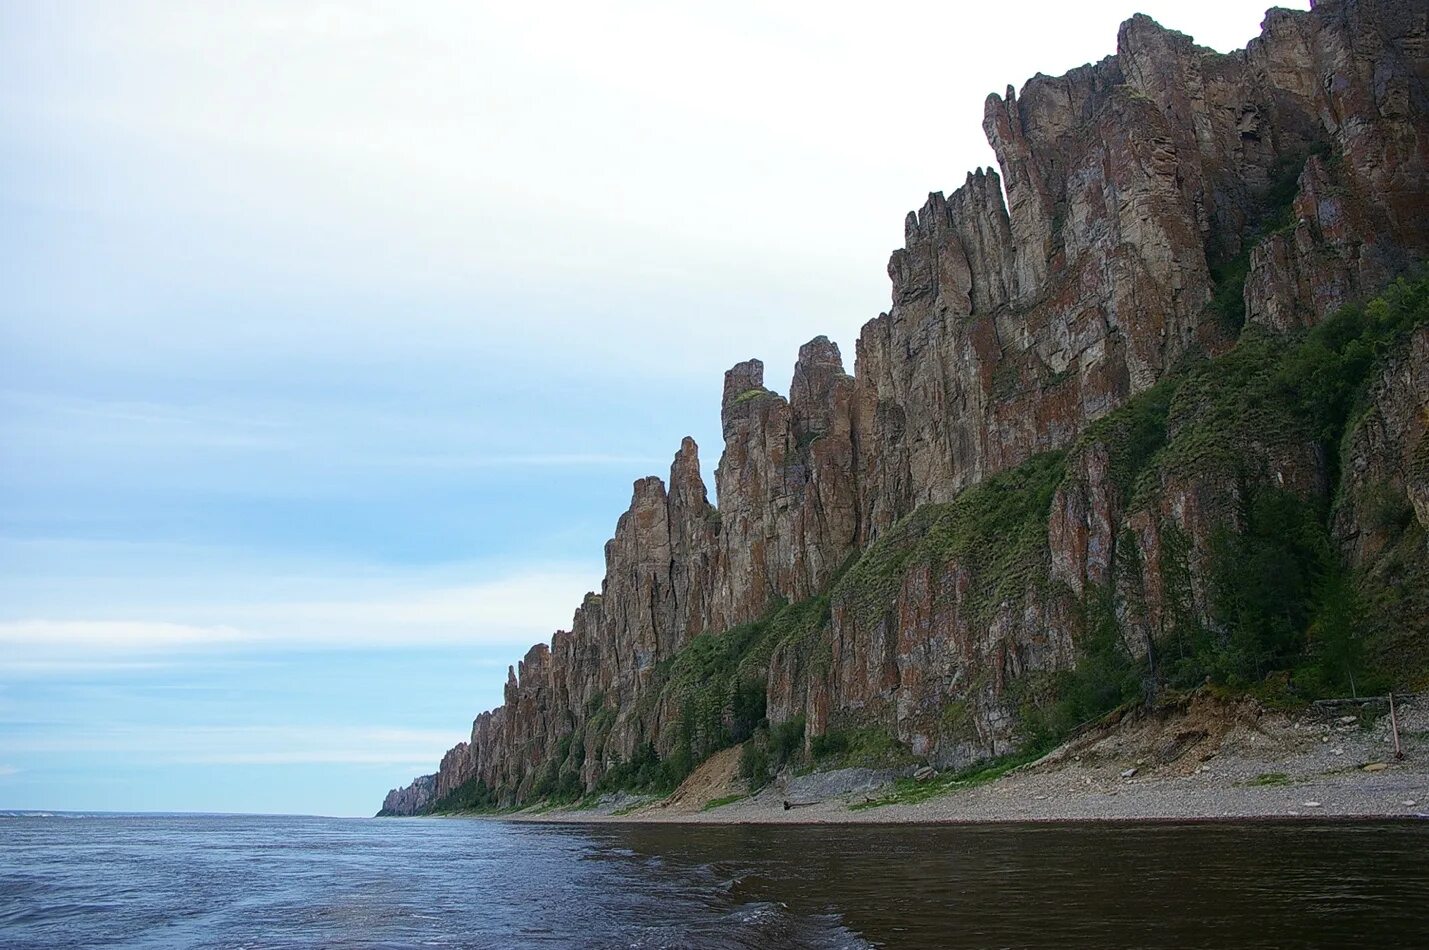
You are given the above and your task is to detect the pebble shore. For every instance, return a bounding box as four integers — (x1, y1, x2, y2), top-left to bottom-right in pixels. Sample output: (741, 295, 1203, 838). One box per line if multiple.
(513, 695, 1428, 826)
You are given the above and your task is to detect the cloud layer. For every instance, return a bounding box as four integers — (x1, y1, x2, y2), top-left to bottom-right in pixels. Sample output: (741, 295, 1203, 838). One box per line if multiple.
(0, 561, 600, 673)
(0, 723, 456, 768)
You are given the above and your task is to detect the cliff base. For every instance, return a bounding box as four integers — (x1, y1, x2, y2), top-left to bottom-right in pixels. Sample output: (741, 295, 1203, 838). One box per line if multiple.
(495, 690, 1427, 824)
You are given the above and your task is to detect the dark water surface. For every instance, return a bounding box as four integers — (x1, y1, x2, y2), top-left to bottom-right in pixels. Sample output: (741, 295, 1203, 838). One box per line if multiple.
(1, 815, 1425, 948)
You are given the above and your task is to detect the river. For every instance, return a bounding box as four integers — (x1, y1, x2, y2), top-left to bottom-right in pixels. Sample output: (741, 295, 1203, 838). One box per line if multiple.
(2, 814, 1425, 948)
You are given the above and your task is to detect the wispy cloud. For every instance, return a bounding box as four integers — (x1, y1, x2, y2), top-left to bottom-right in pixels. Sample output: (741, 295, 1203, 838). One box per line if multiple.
(0, 562, 598, 674)
(0, 389, 674, 495)
(0, 620, 242, 649)
(358, 452, 667, 471)
(0, 724, 454, 768)
(231, 569, 597, 645)
(0, 620, 244, 676)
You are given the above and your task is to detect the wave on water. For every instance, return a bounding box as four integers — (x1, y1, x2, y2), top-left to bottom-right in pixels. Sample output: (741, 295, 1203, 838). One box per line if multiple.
(0, 814, 878, 949)
(627, 900, 872, 950)
(4, 814, 1424, 948)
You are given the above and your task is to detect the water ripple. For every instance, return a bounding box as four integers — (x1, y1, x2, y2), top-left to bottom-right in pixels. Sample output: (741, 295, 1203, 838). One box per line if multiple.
(0, 815, 1425, 948)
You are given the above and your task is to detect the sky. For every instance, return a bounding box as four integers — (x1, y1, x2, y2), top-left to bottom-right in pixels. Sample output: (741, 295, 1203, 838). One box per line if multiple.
(0, 0, 1309, 816)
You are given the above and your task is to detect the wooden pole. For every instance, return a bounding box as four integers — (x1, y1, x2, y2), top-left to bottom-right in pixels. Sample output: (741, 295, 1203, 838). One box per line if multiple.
(1389, 692, 1403, 761)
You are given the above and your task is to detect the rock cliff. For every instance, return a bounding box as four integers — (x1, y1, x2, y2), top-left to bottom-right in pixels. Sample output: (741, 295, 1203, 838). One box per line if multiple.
(382, 0, 1429, 814)
(378, 773, 435, 817)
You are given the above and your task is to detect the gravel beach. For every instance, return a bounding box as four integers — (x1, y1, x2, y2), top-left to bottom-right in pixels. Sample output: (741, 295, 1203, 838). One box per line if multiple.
(507, 693, 1428, 826)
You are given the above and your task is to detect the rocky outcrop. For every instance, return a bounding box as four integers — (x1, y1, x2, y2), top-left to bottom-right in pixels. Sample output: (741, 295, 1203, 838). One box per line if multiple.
(713, 340, 861, 627)
(378, 773, 435, 817)
(1245, 0, 1429, 329)
(1336, 324, 1429, 563)
(1333, 319, 1429, 685)
(381, 0, 1429, 813)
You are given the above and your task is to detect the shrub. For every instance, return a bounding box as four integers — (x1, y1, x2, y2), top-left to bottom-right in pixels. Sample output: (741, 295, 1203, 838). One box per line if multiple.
(1054, 589, 1145, 731)
(808, 730, 849, 761)
(770, 714, 806, 765)
(1203, 488, 1333, 687)
(1209, 253, 1250, 332)
(426, 776, 498, 814)
(739, 734, 772, 789)
(730, 677, 767, 743)
(809, 726, 914, 768)
(738, 714, 806, 790)
(596, 741, 677, 795)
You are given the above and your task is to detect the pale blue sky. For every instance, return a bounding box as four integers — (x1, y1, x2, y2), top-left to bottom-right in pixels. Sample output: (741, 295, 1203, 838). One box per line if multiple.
(0, 0, 1306, 816)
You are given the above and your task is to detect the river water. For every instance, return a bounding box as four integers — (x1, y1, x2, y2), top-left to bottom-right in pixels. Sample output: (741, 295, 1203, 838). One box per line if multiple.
(1, 814, 1425, 948)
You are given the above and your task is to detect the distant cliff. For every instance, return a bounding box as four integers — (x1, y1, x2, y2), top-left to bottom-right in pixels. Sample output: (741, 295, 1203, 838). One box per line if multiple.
(378, 773, 435, 817)
(381, 0, 1429, 816)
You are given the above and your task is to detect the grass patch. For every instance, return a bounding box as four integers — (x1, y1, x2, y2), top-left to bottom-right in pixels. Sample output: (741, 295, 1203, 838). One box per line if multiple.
(701, 793, 749, 812)
(1248, 772, 1292, 787)
(850, 747, 1046, 810)
(809, 726, 916, 770)
(1075, 377, 1180, 503)
(586, 596, 838, 801)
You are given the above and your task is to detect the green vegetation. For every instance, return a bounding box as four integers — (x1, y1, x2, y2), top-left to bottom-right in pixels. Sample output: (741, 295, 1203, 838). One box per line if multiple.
(595, 741, 681, 796)
(739, 714, 806, 790)
(1147, 275, 1428, 694)
(1077, 377, 1181, 502)
(1019, 588, 1143, 752)
(554, 596, 836, 803)
(1209, 253, 1251, 332)
(1206, 142, 1332, 333)
(851, 747, 1047, 810)
(832, 451, 1067, 630)
(1354, 514, 1429, 691)
(701, 793, 749, 812)
(809, 726, 915, 770)
(642, 596, 833, 790)
(524, 733, 586, 804)
(1017, 274, 1428, 752)
(428, 274, 1428, 815)
(424, 776, 512, 815)
(732, 387, 770, 405)
(1248, 772, 1292, 787)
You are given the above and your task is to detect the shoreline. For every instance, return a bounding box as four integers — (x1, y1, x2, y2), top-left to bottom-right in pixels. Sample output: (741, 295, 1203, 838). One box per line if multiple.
(500, 765, 1428, 827)
(429, 692, 1428, 828)
(505, 813, 1427, 827)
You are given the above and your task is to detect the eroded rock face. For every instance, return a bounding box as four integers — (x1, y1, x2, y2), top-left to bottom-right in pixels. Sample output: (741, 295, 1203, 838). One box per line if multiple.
(1244, 0, 1429, 329)
(820, 551, 1079, 769)
(712, 341, 861, 628)
(390, 1, 1429, 809)
(378, 773, 436, 816)
(1336, 324, 1429, 563)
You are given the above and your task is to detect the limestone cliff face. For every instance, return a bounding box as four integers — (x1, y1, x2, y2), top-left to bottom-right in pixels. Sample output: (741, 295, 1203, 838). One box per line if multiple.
(1247, 1, 1429, 330)
(379, 773, 435, 816)
(1336, 324, 1429, 562)
(383, 0, 1429, 810)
